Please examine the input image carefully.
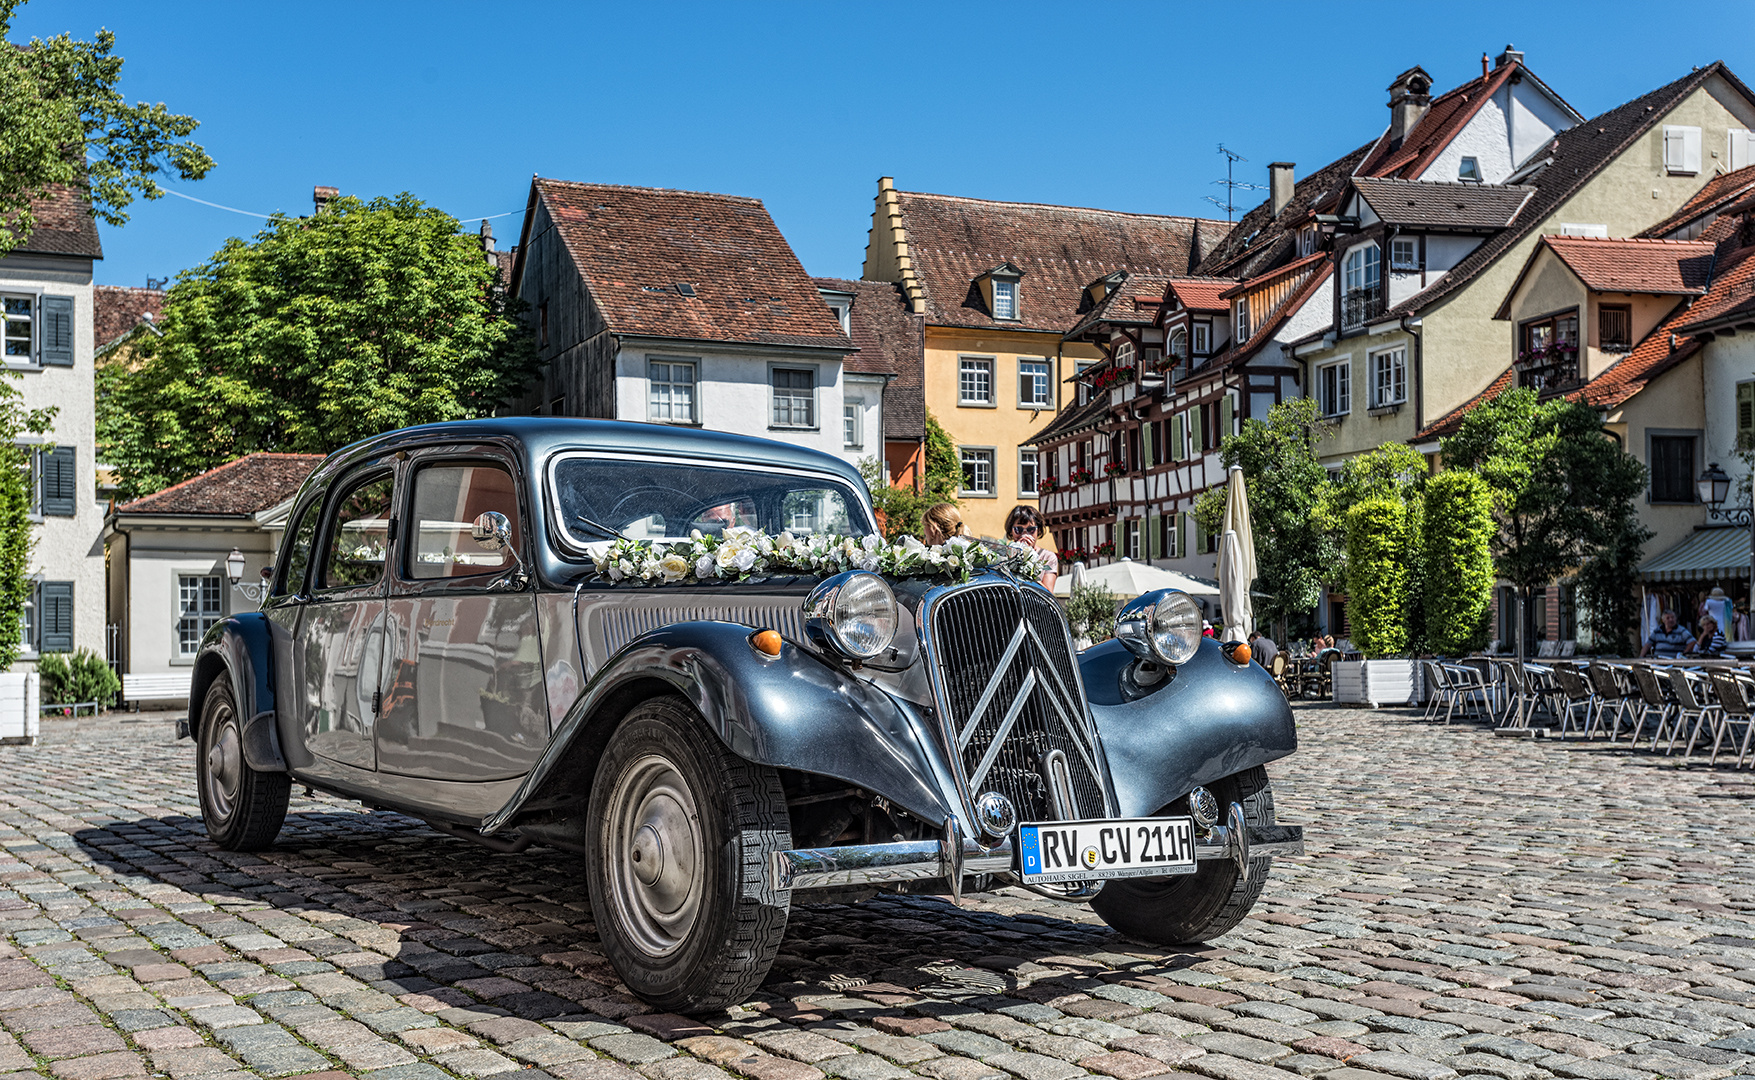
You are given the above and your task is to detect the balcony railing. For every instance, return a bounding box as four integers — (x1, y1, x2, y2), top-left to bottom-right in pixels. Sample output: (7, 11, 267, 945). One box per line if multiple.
(1341, 285, 1384, 329)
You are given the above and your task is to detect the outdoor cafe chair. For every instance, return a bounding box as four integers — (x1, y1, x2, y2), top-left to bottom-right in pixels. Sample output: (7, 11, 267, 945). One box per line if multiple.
(1519, 662, 1564, 728)
(1440, 663, 1492, 724)
(1551, 663, 1597, 737)
(1494, 659, 1545, 729)
(1537, 640, 1559, 659)
(1704, 670, 1755, 768)
(1670, 668, 1721, 758)
(1268, 653, 1290, 696)
(1586, 661, 1639, 740)
(1559, 640, 1578, 658)
(1420, 661, 1448, 721)
(1626, 663, 1677, 748)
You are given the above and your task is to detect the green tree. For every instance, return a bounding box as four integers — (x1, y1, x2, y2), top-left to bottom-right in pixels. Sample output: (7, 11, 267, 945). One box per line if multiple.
(0, 371, 54, 667)
(1345, 498, 1411, 658)
(0, 1, 213, 256)
(100, 194, 538, 498)
(861, 411, 962, 539)
(923, 412, 960, 500)
(1318, 443, 1429, 649)
(1441, 388, 1650, 654)
(1197, 397, 1337, 633)
(1420, 470, 1496, 655)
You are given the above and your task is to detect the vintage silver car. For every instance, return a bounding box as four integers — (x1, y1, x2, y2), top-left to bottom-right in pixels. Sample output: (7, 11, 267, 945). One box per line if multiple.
(188, 418, 1301, 1012)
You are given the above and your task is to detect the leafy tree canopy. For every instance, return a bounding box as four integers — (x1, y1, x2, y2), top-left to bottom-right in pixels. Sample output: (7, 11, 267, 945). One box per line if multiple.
(100, 194, 538, 499)
(861, 411, 963, 540)
(0, 371, 54, 668)
(0, 0, 213, 256)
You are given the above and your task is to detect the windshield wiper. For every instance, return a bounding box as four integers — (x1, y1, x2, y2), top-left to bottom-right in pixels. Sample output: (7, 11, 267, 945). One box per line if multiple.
(575, 515, 633, 542)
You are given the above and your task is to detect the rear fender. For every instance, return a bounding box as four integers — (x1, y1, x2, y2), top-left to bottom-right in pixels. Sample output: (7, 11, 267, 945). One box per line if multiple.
(1083, 636, 1296, 817)
(481, 621, 957, 833)
(191, 613, 286, 772)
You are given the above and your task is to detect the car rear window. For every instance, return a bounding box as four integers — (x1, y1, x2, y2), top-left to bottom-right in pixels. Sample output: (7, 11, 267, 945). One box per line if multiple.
(550, 455, 873, 550)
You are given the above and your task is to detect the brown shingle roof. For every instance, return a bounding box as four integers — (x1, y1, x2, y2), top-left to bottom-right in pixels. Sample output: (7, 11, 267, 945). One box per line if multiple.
(1351, 178, 1536, 231)
(1199, 143, 1374, 280)
(115, 453, 323, 517)
(93, 285, 163, 351)
(890, 189, 1227, 332)
(525, 179, 852, 351)
(1062, 273, 1174, 340)
(3, 184, 103, 260)
(1543, 236, 1716, 295)
(1357, 63, 1533, 180)
(1638, 164, 1755, 239)
(1025, 394, 1109, 447)
(813, 277, 925, 441)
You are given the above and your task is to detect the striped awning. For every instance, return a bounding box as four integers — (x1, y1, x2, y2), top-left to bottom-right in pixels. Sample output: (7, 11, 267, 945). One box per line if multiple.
(1639, 527, 1752, 582)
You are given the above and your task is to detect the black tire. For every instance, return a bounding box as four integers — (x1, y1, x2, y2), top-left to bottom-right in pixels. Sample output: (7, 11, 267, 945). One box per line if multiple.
(1090, 766, 1275, 944)
(194, 678, 290, 851)
(584, 696, 791, 1013)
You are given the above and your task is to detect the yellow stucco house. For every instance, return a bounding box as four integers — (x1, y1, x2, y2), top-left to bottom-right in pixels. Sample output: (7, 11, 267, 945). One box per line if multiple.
(861, 178, 1228, 541)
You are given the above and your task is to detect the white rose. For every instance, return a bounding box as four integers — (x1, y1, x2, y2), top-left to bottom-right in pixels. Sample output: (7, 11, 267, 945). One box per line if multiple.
(695, 554, 717, 579)
(716, 543, 742, 568)
(734, 547, 757, 572)
(658, 554, 689, 581)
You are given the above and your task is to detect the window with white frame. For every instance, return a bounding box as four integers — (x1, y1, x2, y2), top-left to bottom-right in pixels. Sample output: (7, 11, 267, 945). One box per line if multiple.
(959, 356, 994, 405)
(1125, 519, 1142, 560)
(1342, 244, 1382, 328)
(177, 574, 223, 658)
(1075, 360, 1094, 405)
(843, 399, 863, 449)
(648, 359, 697, 422)
(2, 296, 31, 361)
(1018, 449, 1038, 495)
(1168, 328, 1188, 362)
(992, 279, 1018, 320)
(1458, 156, 1482, 182)
(825, 299, 851, 334)
(1191, 321, 1211, 355)
(1234, 297, 1251, 342)
(959, 447, 994, 496)
(1115, 341, 1135, 368)
(1315, 359, 1350, 417)
(771, 368, 816, 427)
(1369, 347, 1406, 409)
(1390, 237, 1419, 270)
(1018, 359, 1051, 407)
(1664, 125, 1702, 175)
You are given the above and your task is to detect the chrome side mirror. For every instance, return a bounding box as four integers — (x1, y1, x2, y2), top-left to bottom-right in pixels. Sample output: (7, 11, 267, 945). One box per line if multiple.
(472, 511, 513, 552)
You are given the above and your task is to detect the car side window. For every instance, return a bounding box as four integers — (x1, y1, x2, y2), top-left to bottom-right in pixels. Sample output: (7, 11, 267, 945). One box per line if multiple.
(276, 494, 324, 596)
(409, 462, 520, 580)
(319, 473, 395, 590)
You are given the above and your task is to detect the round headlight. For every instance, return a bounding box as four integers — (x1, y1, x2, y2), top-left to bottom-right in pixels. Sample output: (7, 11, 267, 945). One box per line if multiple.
(1116, 589, 1202, 666)
(805, 571, 898, 660)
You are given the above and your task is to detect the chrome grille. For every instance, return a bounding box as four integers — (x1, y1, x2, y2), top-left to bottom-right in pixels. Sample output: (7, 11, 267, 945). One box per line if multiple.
(589, 598, 806, 670)
(928, 581, 1110, 824)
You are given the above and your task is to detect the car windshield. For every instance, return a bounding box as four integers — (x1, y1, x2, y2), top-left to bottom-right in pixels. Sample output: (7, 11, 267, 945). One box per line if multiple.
(551, 455, 874, 548)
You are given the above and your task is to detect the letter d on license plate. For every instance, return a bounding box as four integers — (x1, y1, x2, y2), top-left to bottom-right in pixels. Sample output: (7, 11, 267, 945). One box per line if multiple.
(1016, 816, 1198, 883)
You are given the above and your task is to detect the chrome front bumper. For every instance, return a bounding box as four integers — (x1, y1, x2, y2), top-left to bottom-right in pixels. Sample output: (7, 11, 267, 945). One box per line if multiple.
(771, 817, 1305, 891)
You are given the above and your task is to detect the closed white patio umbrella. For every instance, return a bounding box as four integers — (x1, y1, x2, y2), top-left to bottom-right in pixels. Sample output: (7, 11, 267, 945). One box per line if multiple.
(1220, 466, 1257, 641)
(1052, 557, 1220, 599)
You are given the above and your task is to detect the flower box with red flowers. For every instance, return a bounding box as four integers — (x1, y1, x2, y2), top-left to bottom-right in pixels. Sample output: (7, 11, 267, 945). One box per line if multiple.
(1103, 462, 1128, 478)
(1037, 477, 1061, 494)
(1096, 541, 1116, 557)
(1070, 467, 1095, 485)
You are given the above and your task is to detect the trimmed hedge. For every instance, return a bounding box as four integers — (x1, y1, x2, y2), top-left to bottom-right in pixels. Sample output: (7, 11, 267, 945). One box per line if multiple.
(1420, 471, 1496, 655)
(0, 455, 29, 669)
(1345, 498, 1410, 659)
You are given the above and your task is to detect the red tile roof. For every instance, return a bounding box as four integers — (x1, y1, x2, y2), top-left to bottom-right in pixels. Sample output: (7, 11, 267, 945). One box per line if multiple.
(1545, 236, 1716, 295)
(1165, 278, 1235, 312)
(1679, 242, 1755, 333)
(115, 453, 324, 517)
(888, 189, 1228, 333)
(93, 285, 163, 351)
(1638, 165, 1755, 239)
(517, 179, 852, 351)
(1356, 63, 1526, 180)
(812, 277, 925, 441)
(1416, 366, 1517, 441)
(2, 184, 103, 260)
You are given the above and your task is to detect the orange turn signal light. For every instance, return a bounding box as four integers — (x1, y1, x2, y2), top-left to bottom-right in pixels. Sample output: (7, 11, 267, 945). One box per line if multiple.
(751, 629, 784, 657)
(1223, 640, 1252, 666)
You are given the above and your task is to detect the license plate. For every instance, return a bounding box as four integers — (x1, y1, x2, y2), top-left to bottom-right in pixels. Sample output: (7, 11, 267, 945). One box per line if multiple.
(1016, 816, 1198, 883)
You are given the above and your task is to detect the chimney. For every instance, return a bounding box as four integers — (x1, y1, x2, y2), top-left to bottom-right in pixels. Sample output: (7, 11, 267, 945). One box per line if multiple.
(1495, 44, 1524, 70)
(1269, 163, 1295, 219)
(1387, 67, 1434, 151)
(479, 219, 495, 253)
(313, 185, 339, 214)
(1481, 53, 1490, 79)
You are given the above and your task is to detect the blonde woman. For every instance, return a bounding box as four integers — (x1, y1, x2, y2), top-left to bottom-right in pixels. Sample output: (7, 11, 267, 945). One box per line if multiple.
(920, 503, 964, 546)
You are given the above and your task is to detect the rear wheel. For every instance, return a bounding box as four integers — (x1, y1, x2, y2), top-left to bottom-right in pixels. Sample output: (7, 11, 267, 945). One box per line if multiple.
(585, 697, 792, 1013)
(194, 679, 290, 851)
(1090, 766, 1275, 943)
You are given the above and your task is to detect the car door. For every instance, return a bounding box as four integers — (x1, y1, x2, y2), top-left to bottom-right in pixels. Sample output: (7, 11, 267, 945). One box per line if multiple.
(299, 466, 396, 770)
(376, 450, 547, 780)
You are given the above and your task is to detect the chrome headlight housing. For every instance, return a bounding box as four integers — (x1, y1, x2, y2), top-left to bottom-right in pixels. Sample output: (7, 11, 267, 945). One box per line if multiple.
(1115, 589, 1203, 666)
(804, 571, 898, 660)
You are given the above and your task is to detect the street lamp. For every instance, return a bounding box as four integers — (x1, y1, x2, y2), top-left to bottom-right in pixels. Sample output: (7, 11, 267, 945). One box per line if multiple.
(1698, 462, 1735, 515)
(225, 546, 272, 606)
(1697, 463, 1755, 628)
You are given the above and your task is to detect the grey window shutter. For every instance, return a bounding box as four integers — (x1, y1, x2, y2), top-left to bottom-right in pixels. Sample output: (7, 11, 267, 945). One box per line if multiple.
(39, 581, 73, 652)
(40, 296, 74, 366)
(40, 446, 75, 516)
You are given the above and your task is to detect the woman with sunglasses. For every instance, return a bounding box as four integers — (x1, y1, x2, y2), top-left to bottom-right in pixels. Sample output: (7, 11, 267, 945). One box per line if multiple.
(1004, 505, 1057, 591)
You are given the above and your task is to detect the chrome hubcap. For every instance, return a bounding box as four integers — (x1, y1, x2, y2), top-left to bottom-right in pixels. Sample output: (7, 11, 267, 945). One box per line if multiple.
(203, 707, 241, 821)
(605, 754, 703, 958)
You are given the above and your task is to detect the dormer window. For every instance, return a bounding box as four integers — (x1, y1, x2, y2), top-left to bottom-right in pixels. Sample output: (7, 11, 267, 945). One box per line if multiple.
(1191, 322, 1211, 356)
(993, 279, 1018, 320)
(826, 300, 850, 334)
(1168, 328, 1188, 362)
(1390, 237, 1420, 270)
(1458, 156, 1482, 182)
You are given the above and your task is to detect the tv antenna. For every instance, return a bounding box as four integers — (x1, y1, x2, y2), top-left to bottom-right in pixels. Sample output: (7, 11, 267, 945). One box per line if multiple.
(1203, 144, 1268, 224)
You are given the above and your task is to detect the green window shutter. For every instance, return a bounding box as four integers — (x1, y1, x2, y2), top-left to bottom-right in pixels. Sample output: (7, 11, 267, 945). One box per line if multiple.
(1170, 414, 1183, 461)
(1220, 395, 1234, 440)
(1148, 513, 1162, 559)
(39, 581, 73, 652)
(1194, 405, 1206, 453)
(40, 446, 75, 516)
(1740, 383, 1754, 443)
(40, 296, 73, 366)
(1141, 422, 1154, 467)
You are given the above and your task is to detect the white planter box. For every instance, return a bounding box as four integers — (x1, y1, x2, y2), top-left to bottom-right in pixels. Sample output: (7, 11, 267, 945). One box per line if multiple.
(0, 672, 40, 744)
(1332, 659, 1421, 707)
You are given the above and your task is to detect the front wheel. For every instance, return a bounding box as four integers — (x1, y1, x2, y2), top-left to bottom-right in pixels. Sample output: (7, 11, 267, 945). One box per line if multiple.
(194, 678, 290, 851)
(1090, 766, 1275, 943)
(584, 697, 792, 1013)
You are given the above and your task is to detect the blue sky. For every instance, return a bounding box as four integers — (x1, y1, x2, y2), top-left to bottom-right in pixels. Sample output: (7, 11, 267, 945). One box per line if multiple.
(15, 1, 1755, 289)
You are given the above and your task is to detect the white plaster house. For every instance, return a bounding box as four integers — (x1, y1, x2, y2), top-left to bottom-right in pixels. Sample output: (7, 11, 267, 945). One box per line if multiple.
(1, 185, 105, 665)
(508, 180, 862, 464)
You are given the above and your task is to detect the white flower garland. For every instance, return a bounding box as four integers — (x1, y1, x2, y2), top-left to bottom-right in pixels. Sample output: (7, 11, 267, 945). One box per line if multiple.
(591, 526, 1055, 586)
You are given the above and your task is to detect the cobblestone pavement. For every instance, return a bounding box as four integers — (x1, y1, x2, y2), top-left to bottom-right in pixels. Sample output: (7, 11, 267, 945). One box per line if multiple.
(3, 706, 1755, 1080)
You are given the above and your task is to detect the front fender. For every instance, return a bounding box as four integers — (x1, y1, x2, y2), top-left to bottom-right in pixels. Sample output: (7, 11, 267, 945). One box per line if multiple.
(1084, 636, 1296, 817)
(481, 621, 957, 833)
(192, 613, 286, 772)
